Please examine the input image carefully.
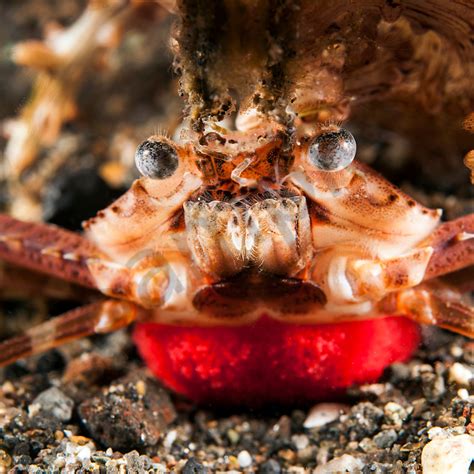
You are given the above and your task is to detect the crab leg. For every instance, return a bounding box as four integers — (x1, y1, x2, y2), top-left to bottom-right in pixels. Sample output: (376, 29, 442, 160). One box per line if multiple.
(0, 214, 173, 307)
(424, 213, 474, 280)
(0, 262, 98, 300)
(0, 214, 103, 289)
(0, 299, 140, 367)
(379, 282, 473, 338)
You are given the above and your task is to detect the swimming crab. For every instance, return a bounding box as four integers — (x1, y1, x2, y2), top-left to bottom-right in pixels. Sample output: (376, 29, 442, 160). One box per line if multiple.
(0, 117, 472, 377)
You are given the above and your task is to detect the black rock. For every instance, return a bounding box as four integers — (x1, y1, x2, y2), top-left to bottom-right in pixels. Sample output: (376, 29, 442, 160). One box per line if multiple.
(182, 457, 209, 474)
(259, 459, 282, 474)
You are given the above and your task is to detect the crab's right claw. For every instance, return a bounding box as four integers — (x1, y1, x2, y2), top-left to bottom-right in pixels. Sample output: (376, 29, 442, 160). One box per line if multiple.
(379, 282, 473, 338)
(424, 214, 474, 281)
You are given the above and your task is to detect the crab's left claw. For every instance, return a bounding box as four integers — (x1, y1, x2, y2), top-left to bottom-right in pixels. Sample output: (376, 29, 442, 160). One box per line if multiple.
(381, 213, 474, 338)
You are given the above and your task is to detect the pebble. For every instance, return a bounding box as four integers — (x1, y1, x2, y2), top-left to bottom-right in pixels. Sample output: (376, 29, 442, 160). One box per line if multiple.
(313, 454, 365, 473)
(383, 402, 408, 427)
(76, 446, 91, 465)
(345, 402, 384, 438)
(373, 429, 398, 448)
(421, 371, 446, 402)
(30, 387, 74, 422)
(449, 363, 473, 386)
(163, 429, 177, 448)
(296, 446, 315, 464)
(227, 428, 240, 445)
(238, 450, 252, 468)
(359, 437, 376, 453)
(0, 450, 12, 470)
(124, 451, 153, 473)
(427, 427, 448, 440)
(450, 345, 463, 358)
(457, 388, 470, 400)
(259, 459, 281, 473)
(291, 434, 309, 450)
(303, 403, 348, 428)
(78, 372, 176, 451)
(421, 434, 474, 474)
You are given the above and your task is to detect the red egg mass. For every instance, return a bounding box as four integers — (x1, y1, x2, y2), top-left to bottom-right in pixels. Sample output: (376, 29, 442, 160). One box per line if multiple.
(134, 316, 420, 406)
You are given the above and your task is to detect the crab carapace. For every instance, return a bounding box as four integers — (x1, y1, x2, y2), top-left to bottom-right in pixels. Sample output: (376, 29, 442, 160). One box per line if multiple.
(0, 119, 472, 368)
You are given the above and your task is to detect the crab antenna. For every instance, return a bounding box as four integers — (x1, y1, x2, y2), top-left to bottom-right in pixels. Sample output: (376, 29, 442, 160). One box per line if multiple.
(0, 300, 139, 368)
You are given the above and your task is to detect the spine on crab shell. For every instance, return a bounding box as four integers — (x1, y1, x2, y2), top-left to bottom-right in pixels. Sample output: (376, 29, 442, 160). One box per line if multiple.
(0, 214, 101, 289)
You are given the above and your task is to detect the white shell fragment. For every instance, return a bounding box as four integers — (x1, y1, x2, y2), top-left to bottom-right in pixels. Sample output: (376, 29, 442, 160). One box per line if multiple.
(313, 454, 365, 473)
(449, 362, 473, 386)
(421, 434, 474, 474)
(303, 402, 349, 429)
(237, 450, 252, 468)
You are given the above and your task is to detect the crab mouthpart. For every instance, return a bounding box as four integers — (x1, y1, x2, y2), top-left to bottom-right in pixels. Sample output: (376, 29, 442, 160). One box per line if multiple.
(183, 195, 313, 278)
(192, 271, 326, 318)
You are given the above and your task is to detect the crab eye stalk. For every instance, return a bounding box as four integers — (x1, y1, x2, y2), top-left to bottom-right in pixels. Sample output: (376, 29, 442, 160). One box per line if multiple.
(307, 129, 356, 171)
(135, 139, 179, 179)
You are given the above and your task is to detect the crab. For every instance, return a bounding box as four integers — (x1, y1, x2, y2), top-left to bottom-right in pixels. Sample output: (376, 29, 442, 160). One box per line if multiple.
(0, 115, 472, 404)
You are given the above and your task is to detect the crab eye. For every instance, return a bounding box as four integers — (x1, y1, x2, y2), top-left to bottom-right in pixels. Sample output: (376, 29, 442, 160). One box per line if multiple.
(135, 139, 179, 179)
(307, 129, 356, 171)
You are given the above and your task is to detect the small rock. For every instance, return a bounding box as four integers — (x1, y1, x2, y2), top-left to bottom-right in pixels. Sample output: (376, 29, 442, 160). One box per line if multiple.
(388, 363, 411, 382)
(291, 434, 309, 450)
(427, 427, 448, 440)
(78, 372, 176, 450)
(421, 434, 474, 474)
(373, 429, 398, 448)
(303, 403, 348, 428)
(124, 451, 152, 474)
(259, 459, 281, 474)
(76, 446, 91, 465)
(449, 363, 473, 386)
(345, 402, 384, 439)
(0, 450, 12, 470)
(227, 428, 240, 445)
(450, 345, 463, 358)
(163, 429, 177, 448)
(359, 437, 376, 453)
(383, 402, 408, 427)
(182, 457, 208, 474)
(313, 454, 365, 473)
(296, 446, 316, 464)
(30, 387, 74, 422)
(457, 388, 470, 400)
(421, 370, 446, 402)
(273, 415, 292, 440)
(238, 450, 252, 468)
